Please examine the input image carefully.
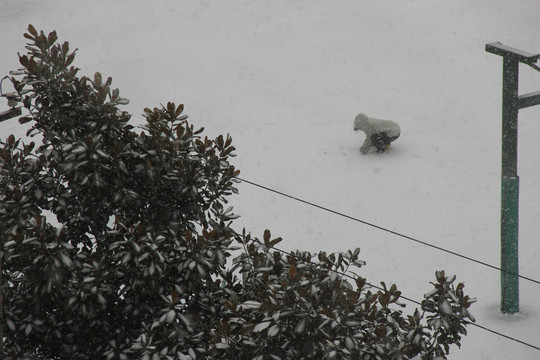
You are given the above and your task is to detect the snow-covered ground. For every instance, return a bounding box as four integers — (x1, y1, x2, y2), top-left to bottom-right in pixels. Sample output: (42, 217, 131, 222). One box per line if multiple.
(2, 1, 540, 358)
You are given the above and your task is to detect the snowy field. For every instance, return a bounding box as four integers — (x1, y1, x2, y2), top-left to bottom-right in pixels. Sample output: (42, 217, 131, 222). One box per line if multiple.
(2, 1, 540, 359)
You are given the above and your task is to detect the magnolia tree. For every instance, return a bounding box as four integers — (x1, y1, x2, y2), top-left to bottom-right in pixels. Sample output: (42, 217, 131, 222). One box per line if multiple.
(0, 25, 476, 360)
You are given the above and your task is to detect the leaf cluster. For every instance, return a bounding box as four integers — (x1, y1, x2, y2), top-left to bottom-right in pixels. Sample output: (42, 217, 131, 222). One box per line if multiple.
(0, 26, 475, 360)
(1, 25, 239, 360)
(211, 231, 476, 360)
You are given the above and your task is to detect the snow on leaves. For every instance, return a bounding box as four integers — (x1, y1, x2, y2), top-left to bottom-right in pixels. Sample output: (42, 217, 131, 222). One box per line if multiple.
(210, 230, 476, 360)
(1, 25, 239, 360)
(0, 25, 475, 360)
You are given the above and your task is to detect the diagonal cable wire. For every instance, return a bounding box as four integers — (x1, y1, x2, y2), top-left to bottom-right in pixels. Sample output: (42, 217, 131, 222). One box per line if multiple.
(255, 238, 540, 351)
(236, 177, 540, 286)
(2, 141, 540, 352)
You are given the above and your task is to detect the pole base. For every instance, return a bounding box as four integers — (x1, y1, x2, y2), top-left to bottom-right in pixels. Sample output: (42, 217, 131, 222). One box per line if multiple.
(501, 176, 519, 314)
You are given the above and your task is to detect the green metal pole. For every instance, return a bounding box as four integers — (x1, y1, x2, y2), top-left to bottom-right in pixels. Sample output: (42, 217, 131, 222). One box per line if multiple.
(501, 177, 519, 313)
(487, 42, 540, 314)
(500, 57, 519, 314)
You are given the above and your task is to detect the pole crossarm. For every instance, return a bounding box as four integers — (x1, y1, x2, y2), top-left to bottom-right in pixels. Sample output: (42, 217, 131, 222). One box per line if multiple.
(0, 107, 21, 122)
(0, 75, 23, 122)
(518, 90, 540, 109)
(486, 42, 540, 64)
(486, 43, 540, 109)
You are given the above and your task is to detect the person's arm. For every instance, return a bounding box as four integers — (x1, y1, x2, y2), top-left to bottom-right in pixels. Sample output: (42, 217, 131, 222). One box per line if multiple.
(360, 136, 372, 154)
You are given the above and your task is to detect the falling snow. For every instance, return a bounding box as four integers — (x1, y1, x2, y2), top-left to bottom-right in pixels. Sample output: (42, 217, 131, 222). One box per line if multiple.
(1, 1, 540, 359)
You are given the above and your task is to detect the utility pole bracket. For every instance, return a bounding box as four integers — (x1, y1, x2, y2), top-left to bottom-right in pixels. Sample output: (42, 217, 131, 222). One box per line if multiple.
(486, 42, 540, 64)
(0, 107, 22, 122)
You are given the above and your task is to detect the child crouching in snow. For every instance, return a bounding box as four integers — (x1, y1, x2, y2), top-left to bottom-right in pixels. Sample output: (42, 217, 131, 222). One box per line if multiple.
(354, 113, 400, 154)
